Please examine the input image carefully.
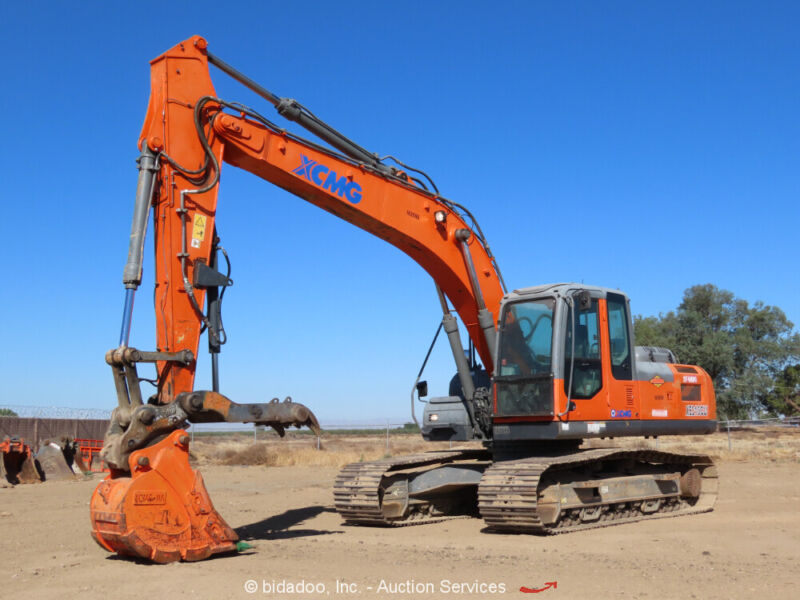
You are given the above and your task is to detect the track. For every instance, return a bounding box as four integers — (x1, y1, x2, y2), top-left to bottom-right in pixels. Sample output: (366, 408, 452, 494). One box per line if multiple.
(333, 449, 489, 526)
(478, 449, 718, 533)
(334, 448, 717, 533)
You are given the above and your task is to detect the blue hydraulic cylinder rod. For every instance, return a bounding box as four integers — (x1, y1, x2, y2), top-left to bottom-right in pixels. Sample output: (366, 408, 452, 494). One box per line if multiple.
(119, 288, 135, 347)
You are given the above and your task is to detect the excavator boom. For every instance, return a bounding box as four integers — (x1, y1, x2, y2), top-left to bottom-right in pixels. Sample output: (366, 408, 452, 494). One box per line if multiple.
(92, 36, 505, 563)
(129, 35, 503, 402)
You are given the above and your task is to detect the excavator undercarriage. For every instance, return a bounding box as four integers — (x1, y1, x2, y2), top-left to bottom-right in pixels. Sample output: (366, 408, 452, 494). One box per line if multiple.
(334, 448, 717, 533)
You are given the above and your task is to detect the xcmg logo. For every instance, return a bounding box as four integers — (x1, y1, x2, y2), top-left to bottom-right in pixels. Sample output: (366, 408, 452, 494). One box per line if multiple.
(293, 155, 362, 204)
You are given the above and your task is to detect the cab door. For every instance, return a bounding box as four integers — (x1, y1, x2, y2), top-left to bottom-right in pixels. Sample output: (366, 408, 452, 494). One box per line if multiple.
(560, 297, 607, 417)
(603, 293, 638, 421)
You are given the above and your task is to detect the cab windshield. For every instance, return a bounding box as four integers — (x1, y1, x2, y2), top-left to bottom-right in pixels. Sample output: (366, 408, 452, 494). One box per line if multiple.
(497, 298, 555, 378)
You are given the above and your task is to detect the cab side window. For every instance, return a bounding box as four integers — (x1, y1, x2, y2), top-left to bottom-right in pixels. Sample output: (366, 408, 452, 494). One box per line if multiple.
(606, 293, 632, 380)
(564, 299, 602, 399)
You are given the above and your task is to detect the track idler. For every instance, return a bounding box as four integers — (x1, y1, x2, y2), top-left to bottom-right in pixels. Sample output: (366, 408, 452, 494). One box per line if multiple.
(90, 430, 238, 563)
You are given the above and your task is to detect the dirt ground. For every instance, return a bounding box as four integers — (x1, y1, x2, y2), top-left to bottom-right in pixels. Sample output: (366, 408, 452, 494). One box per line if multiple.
(1, 442, 798, 599)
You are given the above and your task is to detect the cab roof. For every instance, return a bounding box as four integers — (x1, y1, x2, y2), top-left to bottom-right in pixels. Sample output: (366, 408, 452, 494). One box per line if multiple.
(504, 283, 627, 302)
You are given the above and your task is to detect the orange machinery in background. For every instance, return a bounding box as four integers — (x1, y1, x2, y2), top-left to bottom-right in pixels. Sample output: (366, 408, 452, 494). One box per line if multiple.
(0, 436, 40, 484)
(75, 439, 106, 472)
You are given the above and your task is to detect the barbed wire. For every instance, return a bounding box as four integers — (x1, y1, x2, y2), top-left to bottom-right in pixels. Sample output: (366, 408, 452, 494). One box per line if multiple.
(0, 405, 112, 420)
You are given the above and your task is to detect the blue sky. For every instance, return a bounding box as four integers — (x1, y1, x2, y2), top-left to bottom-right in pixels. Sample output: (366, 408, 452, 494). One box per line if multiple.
(0, 2, 797, 423)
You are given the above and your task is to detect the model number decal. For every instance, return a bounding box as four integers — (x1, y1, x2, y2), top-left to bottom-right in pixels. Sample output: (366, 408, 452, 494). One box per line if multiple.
(682, 374, 698, 384)
(685, 404, 708, 417)
(134, 491, 167, 505)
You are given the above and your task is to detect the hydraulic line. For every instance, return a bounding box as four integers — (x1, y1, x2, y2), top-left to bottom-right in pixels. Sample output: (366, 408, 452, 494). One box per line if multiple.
(191, 94, 508, 294)
(203, 51, 507, 291)
(409, 321, 443, 426)
(207, 51, 394, 177)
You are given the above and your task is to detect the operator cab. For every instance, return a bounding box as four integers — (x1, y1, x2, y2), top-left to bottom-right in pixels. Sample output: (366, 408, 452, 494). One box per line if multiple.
(494, 283, 627, 419)
(422, 283, 715, 446)
(423, 283, 631, 442)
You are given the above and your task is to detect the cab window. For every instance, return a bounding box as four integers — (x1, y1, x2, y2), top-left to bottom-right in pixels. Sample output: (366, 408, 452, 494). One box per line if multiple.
(498, 299, 555, 377)
(606, 293, 632, 380)
(496, 298, 555, 416)
(564, 299, 602, 399)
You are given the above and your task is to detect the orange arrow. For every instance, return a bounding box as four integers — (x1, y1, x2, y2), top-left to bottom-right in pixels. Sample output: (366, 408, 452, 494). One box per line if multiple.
(520, 581, 557, 593)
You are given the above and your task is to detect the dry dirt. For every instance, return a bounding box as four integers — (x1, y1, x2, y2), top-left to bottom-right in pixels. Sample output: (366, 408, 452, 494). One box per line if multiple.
(1, 433, 798, 600)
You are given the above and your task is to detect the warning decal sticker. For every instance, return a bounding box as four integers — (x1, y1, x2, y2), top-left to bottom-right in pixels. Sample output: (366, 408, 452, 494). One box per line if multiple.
(191, 213, 207, 249)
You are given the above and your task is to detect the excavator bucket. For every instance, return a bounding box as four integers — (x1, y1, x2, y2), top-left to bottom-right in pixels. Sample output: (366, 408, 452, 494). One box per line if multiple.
(0, 436, 42, 485)
(36, 438, 77, 481)
(90, 430, 238, 563)
(61, 437, 91, 474)
(35, 436, 91, 480)
(73, 450, 91, 474)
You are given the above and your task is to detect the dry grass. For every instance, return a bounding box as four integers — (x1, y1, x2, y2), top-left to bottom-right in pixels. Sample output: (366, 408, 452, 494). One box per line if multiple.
(586, 426, 800, 463)
(189, 428, 800, 468)
(190, 434, 471, 468)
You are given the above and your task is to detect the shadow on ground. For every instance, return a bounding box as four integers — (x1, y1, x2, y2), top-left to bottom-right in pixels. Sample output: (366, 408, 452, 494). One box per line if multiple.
(236, 505, 341, 540)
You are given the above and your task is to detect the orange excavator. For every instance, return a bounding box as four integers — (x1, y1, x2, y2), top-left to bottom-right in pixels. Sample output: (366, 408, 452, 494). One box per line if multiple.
(91, 36, 718, 563)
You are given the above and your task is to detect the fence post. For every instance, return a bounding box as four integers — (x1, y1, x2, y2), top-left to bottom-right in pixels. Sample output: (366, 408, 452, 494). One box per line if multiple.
(726, 420, 732, 451)
(386, 422, 390, 453)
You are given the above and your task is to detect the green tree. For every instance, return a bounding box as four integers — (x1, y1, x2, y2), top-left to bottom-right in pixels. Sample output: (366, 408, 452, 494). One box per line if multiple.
(765, 364, 800, 415)
(634, 284, 800, 419)
(0, 408, 18, 417)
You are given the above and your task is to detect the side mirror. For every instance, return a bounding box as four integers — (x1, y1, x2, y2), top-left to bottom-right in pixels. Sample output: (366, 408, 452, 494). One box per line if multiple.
(416, 380, 428, 398)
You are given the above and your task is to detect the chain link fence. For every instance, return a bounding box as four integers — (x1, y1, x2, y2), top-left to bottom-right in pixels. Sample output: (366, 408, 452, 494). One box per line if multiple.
(2, 405, 797, 454)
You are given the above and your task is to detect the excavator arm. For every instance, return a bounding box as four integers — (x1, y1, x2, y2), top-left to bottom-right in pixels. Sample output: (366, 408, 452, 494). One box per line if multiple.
(91, 36, 505, 563)
(137, 35, 503, 402)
